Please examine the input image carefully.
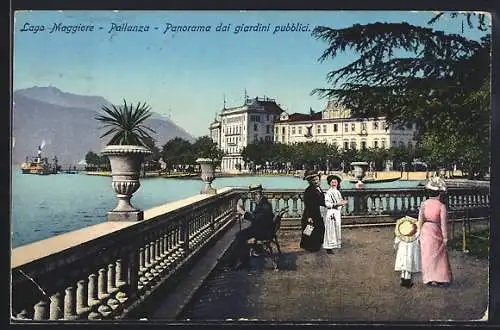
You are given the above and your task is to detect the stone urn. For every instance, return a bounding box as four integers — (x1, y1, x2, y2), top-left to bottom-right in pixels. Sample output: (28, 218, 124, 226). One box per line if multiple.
(196, 158, 217, 194)
(101, 145, 152, 221)
(350, 161, 369, 182)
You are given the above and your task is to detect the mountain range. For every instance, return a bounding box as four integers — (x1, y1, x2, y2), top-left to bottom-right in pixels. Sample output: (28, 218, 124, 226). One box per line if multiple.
(12, 86, 196, 166)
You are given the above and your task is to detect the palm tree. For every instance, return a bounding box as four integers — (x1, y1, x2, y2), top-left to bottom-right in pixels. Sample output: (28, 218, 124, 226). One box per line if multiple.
(95, 100, 156, 147)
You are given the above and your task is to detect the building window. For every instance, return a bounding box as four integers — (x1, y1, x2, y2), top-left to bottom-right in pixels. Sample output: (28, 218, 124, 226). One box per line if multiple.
(334, 124, 338, 132)
(344, 123, 348, 132)
(275, 127, 278, 134)
(373, 140, 379, 148)
(299, 127, 302, 135)
(266, 114, 270, 121)
(361, 141, 367, 150)
(323, 125, 327, 133)
(292, 127, 296, 134)
(351, 123, 355, 132)
(381, 139, 386, 148)
(408, 142, 413, 148)
(254, 135, 258, 142)
(254, 124, 258, 131)
(266, 125, 270, 134)
(344, 141, 349, 150)
(373, 121, 379, 130)
(350, 140, 357, 149)
(317, 125, 321, 134)
(282, 127, 285, 135)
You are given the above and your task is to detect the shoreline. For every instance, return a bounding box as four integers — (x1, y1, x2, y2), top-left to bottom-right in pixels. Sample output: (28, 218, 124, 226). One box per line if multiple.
(82, 170, 489, 185)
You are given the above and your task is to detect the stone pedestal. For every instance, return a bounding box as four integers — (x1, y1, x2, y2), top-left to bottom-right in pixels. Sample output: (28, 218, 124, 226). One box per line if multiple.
(101, 145, 151, 221)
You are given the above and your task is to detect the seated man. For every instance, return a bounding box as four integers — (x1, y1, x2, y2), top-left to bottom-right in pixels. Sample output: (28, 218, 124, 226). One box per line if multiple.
(231, 184, 275, 270)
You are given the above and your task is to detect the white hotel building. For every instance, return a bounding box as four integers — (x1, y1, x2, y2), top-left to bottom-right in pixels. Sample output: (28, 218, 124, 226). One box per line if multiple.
(210, 98, 418, 173)
(274, 100, 417, 150)
(209, 96, 285, 173)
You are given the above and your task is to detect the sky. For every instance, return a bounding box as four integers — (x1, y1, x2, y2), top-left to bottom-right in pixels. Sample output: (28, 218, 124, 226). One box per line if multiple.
(13, 10, 490, 137)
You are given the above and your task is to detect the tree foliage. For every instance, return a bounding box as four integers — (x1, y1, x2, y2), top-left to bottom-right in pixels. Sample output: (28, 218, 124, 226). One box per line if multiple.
(311, 12, 491, 178)
(161, 136, 225, 171)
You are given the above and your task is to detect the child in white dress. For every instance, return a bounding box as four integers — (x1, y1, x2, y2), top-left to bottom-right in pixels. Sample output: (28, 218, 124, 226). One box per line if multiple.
(394, 216, 421, 288)
(323, 174, 348, 254)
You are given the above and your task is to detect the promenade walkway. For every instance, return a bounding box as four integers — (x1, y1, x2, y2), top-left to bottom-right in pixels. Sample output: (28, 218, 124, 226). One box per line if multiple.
(175, 227, 488, 322)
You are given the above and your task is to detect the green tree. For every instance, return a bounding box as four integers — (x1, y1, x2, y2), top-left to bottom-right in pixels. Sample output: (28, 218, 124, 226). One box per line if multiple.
(85, 151, 100, 168)
(311, 12, 490, 179)
(192, 135, 225, 166)
(161, 137, 193, 172)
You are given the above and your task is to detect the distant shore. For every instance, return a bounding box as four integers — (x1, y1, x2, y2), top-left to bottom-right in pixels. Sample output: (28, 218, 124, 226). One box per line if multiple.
(82, 169, 488, 183)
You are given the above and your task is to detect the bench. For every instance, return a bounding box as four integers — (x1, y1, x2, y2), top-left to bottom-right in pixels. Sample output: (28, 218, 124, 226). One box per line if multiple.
(247, 208, 288, 271)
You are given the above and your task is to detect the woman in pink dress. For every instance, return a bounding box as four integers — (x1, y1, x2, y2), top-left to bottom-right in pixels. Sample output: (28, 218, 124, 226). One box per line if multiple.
(417, 176, 453, 287)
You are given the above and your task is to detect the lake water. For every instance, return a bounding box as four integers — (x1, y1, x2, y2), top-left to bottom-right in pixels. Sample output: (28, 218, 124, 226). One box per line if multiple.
(11, 171, 420, 248)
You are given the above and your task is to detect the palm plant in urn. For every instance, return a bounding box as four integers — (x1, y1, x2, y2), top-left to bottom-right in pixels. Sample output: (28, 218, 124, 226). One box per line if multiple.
(96, 100, 155, 221)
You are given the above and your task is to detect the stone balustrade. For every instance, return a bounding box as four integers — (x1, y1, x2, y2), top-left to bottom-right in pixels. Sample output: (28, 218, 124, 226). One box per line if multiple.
(243, 186, 490, 224)
(11, 185, 489, 321)
(11, 188, 243, 321)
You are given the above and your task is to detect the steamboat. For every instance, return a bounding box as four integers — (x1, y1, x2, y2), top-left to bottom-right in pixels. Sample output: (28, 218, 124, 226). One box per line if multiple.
(20, 145, 58, 175)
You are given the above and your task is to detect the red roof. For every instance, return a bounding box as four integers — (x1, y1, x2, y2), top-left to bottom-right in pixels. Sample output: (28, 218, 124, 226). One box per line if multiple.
(285, 111, 323, 122)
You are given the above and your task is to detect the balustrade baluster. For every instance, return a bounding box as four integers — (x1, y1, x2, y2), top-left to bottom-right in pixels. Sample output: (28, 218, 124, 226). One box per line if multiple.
(138, 248, 145, 276)
(143, 241, 155, 282)
(154, 238, 164, 274)
(377, 195, 384, 214)
(33, 300, 49, 320)
(87, 273, 102, 320)
(97, 268, 112, 318)
(106, 264, 120, 312)
(138, 247, 147, 292)
(49, 292, 63, 320)
(114, 259, 129, 305)
(158, 233, 167, 272)
(149, 240, 159, 278)
(180, 219, 189, 257)
(63, 286, 78, 320)
(292, 197, 298, 218)
(76, 280, 90, 319)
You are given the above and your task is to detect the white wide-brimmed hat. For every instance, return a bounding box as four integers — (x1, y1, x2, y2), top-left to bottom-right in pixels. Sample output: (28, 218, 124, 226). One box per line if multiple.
(394, 216, 419, 243)
(425, 176, 447, 192)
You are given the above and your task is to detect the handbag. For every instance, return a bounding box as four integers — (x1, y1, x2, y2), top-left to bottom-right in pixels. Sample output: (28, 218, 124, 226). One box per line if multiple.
(303, 224, 314, 236)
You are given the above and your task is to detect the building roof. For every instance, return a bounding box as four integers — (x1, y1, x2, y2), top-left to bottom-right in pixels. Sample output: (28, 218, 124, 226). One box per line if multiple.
(221, 96, 284, 115)
(282, 111, 323, 122)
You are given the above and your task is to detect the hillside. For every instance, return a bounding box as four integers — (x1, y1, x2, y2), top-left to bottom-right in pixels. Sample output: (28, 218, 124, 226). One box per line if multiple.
(12, 87, 196, 166)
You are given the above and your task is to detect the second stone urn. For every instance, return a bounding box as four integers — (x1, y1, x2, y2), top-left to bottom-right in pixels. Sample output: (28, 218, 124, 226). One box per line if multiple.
(196, 158, 217, 194)
(350, 161, 369, 182)
(101, 145, 152, 221)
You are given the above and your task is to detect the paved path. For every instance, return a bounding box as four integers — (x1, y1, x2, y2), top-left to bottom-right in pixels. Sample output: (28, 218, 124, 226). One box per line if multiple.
(179, 227, 489, 322)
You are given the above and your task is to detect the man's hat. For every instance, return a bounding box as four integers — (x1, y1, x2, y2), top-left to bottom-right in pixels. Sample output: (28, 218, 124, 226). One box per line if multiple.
(394, 216, 419, 243)
(425, 176, 447, 192)
(303, 170, 320, 181)
(326, 174, 343, 185)
(248, 184, 263, 192)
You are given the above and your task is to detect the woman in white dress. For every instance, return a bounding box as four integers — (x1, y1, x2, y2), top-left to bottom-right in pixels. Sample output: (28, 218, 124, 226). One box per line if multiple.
(323, 174, 348, 254)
